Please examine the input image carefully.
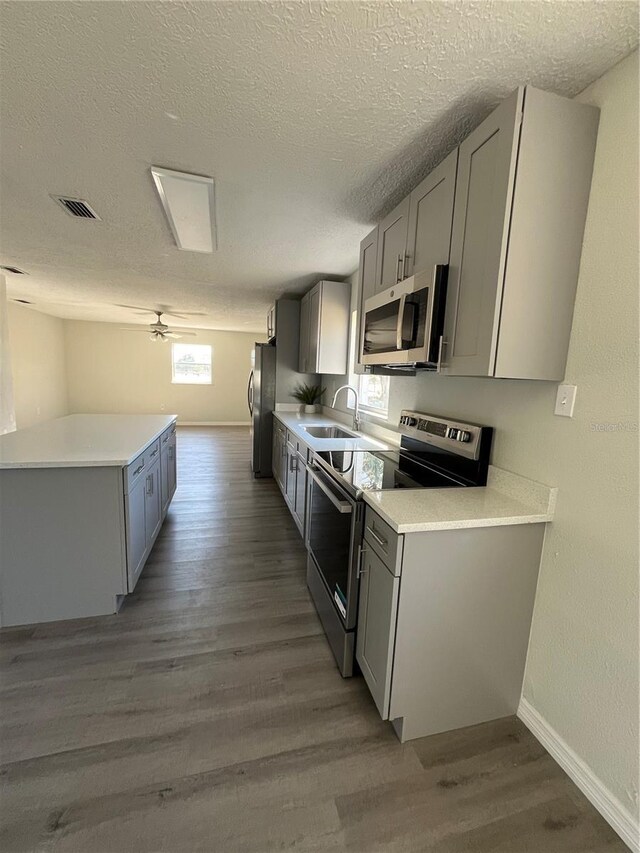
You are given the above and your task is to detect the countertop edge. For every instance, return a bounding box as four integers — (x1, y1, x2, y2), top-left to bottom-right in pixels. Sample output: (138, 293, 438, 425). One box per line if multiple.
(365, 502, 554, 534)
(0, 415, 178, 469)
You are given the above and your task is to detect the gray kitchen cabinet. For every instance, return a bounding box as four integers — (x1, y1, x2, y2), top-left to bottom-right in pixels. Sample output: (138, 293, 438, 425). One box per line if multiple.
(266, 304, 276, 341)
(167, 433, 177, 498)
(405, 149, 457, 279)
(160, 424, 177, 516)
(355, 544, 400, 718)
(272, 416, 310, 540)
(125, 447, 163, 593)
(298, 280, 350, 375)
(443, 86, 599, 380)
(355, 226, 378, 374)
(292, 448, 307, 536)
(272, 418, 286, 491)
(144, 456, 162, 547)
(125, 474, 147, 590)
(357, 506, 547, 742)
(374, 195, 410, 293)
(307, 287, 320, 372)
(298, 294, 311, 373)
(284, 438, 297, 509)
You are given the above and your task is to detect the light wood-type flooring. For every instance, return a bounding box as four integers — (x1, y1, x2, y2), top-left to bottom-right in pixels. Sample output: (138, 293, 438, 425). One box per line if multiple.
(0, 427, 627, 852)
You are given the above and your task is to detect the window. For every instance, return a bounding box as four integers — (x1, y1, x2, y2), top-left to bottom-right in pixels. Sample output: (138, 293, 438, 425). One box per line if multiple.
(171, 343, 212, 385)
(358, 374, 390, 417)
(347, 310, 390, 419)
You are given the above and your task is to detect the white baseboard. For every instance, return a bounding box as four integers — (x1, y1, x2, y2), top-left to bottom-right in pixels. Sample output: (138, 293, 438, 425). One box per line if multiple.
(178, 421, 250, 427)
(518, 697, 639, 851)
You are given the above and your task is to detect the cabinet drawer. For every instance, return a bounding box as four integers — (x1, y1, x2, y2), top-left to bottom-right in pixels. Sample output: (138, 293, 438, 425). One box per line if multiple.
(160, 424, 174, 449)
(124, 439, 160, 493)
(364, 507, 403, 576)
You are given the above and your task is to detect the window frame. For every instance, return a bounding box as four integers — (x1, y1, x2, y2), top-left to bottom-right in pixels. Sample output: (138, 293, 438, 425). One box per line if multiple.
(171, 343, 213, 386)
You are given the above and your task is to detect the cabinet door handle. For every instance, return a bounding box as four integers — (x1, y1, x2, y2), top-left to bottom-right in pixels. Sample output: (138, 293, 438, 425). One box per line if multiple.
(289, 455, 297, 472)
(146, 474, 153, 496)
(149, 448, 158, 458)
(366, 524, 388, 549)
(397, 254, 404, 283)
(133, 462, 145, 476)
(357, 545, 368, 578)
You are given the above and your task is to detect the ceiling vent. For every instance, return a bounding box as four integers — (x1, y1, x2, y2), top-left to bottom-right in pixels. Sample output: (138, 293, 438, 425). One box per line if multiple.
(51, 195, 101, 220)
(0, 265, 27, 274)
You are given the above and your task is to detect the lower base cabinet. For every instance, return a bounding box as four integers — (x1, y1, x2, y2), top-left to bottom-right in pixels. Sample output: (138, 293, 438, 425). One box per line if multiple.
(272, 419, 286, 491)
(273, 418, 309, 539)
(357, 507, 546, 742)
(125, 475, 147, 587)
(124, 425, 177, 592)
(355, 546, 399, 718)
(160, 426, 177, 514)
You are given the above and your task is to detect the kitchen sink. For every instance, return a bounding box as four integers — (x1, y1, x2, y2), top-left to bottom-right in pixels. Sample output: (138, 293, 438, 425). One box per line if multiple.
(303, 426, 356, 439)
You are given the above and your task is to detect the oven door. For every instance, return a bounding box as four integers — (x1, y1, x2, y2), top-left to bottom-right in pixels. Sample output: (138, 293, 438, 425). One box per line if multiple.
(306, 464, 362, 630)
(361, 264, 447, 366)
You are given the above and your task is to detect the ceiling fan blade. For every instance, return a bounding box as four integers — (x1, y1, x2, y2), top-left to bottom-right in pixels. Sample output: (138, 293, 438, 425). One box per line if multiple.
(162, 310, 208, 319)
(119, 327, 155, 332)
(114, 303, 156, 313)
(167, 330, 196, 337)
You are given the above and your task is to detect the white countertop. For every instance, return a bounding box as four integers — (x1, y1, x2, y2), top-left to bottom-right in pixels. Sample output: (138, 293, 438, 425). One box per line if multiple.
(363, 466, 557, 533)
(0, 414, 178, 469)
(273, 411, 392, 453)
(276, 410, 556, 533)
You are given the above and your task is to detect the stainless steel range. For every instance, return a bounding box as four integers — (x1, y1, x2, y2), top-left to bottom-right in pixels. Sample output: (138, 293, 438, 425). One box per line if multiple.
(305, 410, 493, 676)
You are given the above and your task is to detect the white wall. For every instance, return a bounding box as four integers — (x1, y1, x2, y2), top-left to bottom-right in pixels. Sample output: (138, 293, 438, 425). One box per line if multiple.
(326, 52, 639, 825)
(63, 320, 262, 423)
(8, 302, 69, 429)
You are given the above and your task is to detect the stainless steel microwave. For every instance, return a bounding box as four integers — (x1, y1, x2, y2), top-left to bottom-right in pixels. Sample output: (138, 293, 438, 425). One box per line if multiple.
(361, 265, 448, 368)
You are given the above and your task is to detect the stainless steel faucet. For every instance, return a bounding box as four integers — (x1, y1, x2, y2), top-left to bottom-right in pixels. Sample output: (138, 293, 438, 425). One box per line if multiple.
(331, 384, 361, 432)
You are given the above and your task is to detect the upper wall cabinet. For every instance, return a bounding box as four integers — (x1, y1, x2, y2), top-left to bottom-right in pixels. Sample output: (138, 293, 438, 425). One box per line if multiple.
(299, 280, 351, 375)
(375, 197, 410, 293)
(442, 86, 599, 380)
(355, 226, 379, 375)
(405, 149, 458, 279)
(373, 149, 458, 295)
(266, 304, 276, 341)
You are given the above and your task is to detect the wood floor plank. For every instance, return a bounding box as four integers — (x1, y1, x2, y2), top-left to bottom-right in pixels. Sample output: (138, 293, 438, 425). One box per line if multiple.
(0, 426, 626, 852)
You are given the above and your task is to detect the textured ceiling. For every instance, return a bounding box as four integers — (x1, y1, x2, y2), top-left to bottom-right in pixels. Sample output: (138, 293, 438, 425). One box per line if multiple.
(0, 1, 637, 332)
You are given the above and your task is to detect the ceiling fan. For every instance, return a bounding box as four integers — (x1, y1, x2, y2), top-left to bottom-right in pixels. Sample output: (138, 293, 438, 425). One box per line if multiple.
(120, 309, 197, 342)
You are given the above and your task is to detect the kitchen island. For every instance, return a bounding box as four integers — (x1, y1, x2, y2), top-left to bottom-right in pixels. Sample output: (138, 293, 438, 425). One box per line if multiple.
(0, 414, 177, 627)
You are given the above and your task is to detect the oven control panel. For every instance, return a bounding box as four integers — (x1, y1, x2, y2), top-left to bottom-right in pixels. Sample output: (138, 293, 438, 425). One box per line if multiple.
(398, 410, 486, 461)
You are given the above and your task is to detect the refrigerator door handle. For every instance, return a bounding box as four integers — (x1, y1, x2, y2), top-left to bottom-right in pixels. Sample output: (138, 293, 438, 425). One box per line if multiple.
(247, 370, 254, 416)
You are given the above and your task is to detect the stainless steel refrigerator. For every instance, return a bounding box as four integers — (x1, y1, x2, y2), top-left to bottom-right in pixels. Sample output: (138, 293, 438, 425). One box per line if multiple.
(248, 343, 277, 478)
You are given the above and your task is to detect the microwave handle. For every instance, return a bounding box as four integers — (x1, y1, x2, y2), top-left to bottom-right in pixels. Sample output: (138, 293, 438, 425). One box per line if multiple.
(395, 293, 407, 350)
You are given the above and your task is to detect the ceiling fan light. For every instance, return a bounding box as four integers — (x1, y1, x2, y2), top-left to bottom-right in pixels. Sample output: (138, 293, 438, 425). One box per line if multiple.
(150, 166, 216, 254)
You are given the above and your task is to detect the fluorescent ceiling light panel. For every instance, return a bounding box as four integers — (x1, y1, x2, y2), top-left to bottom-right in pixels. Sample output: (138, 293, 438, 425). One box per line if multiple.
(150, 166, 216, 253)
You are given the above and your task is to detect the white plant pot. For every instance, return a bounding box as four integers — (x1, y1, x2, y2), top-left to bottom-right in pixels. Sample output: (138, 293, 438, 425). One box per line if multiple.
(303, 404, 317, 414)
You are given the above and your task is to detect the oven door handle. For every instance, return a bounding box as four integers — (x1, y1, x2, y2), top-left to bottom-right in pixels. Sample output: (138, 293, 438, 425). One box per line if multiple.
(308, 468, 353, 514)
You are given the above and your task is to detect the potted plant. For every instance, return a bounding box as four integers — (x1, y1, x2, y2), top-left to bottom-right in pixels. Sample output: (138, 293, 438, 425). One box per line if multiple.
(292, 383, 325, 414)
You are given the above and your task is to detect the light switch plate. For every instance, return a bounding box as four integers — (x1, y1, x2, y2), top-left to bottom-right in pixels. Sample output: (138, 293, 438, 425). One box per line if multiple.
(555, 384, 577, 417)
